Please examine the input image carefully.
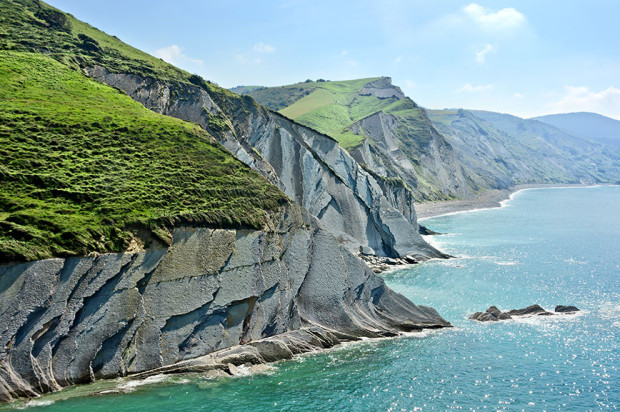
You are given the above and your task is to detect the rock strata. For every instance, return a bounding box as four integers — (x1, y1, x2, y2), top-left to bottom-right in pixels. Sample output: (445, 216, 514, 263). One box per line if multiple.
(360, 254, 421, 273)
(0, 205, 450, 402)
(470, 304, 580, 322)
(85, 67, 443, 261)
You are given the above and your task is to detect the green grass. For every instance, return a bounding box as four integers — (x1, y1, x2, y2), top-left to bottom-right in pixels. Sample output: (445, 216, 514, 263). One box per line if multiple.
(0, 50, 288, 263)
(280, 89, 335, 119)
(246, 77, 405, 150)
(0, 0, 188, 82)
(0, 0, 294, 263)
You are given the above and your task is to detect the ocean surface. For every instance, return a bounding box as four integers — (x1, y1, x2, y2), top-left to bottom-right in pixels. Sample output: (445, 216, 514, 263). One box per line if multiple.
(3, 186, 619, 411)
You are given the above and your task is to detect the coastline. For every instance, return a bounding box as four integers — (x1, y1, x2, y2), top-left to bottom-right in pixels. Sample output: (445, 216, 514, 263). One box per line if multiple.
(415, 183, 599, 220)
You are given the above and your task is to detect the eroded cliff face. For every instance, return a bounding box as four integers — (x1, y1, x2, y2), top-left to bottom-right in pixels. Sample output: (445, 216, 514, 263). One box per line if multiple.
(0, 206, 449, 402)
(348, 110, 480, 202)
(84, 67, 441, 259)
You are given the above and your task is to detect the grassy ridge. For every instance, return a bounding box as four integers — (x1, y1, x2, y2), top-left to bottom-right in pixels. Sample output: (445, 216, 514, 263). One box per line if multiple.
(0, 3, 289, 263)
(245, 77, 396, 150)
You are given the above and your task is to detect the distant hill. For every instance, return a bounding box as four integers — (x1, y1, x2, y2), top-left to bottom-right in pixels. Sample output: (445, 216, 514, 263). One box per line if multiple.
(433, 109, 620, 186)
(533, 112, 620, 146)
(230, 85, 266, 94)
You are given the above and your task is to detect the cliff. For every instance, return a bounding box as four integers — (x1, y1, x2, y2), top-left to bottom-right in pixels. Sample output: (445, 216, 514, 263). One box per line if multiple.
(85, 67, 442, 259)
(242, 78, 486, 201)
(0, 205, 449, 402)
(433, 109, 620, 185)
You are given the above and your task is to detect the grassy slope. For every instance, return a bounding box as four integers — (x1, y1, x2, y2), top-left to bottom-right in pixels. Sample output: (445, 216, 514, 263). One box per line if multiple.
(246, 77, 400, 150)
(0, 1, 288, 263)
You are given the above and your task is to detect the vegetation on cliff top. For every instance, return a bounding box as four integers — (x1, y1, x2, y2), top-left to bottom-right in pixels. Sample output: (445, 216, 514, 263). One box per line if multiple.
(0, 0, 289, 263)
(243, 77, 409, 150)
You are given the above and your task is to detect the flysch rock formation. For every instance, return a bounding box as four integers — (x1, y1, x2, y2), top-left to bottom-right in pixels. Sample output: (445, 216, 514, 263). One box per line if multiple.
(84, 66, 444, 260)
(0, 204, 450, 402)
(347, 107, 480, 202)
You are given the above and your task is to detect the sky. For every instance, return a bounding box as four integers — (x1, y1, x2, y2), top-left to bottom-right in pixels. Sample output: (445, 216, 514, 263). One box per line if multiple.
(46, 0, 620, 120)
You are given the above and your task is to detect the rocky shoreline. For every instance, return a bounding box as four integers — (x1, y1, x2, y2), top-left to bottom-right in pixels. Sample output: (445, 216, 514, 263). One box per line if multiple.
(0, 210, 451, 403)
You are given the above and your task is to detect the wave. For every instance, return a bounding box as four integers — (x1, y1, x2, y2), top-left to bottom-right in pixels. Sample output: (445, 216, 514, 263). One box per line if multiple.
(508, 309, 586, 326)
(116, 374, 168, 392)
(16, 400, 55, 409)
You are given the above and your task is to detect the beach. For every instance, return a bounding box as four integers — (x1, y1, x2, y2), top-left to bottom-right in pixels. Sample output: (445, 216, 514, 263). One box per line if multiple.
(415, 184, 596, 220)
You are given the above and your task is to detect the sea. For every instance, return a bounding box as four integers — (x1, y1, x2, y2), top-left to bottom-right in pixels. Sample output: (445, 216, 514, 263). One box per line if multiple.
(3, 186, 618, 411)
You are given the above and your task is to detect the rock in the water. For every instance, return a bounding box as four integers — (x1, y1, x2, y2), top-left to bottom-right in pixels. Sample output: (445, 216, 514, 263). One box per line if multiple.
(471, 303, 579, 322)
(419, 225, 441, 235)
(227, 363, 239, 376)
(506, 304, 549, 316)
(555, 305, 580, 313)
(469, 306, 513, 322)
(204, 370, 228, 380)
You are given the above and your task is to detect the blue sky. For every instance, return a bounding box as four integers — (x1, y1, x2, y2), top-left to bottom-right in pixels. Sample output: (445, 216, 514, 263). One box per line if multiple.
(47, 0, 620, 119)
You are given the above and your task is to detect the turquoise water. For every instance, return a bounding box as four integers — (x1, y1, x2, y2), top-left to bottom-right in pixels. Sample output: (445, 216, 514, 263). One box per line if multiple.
(4, 186, 619, 410)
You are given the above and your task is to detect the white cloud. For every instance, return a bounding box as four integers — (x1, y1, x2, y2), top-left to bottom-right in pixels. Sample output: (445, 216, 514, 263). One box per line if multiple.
(155, 44, 203, 67)
(456, 83, 494, 93)
(464, 3, 526, 31)
(546, 86, 620, 119)
(405, 80, 417, 88)
(513, 92, 525, 99)
(341, 50, 348, 56)
(253, 42, 275, 53)
(475, 43, 495, 64)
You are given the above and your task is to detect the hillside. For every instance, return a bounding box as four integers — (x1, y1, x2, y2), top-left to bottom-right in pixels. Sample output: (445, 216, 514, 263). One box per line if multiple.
(533, 112, 620, 146)
(0, 0, 442, 261)
(244, 77, 405, 150)
(428, 109, 620, 186)
(469, 110, 620, 182)
(243, 77, 484, 201)
(0, 8, 288, 263)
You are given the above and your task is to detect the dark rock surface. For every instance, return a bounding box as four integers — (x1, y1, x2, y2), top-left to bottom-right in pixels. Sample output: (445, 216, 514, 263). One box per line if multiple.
(506, 304, 549, 316)
(0, 204, 450, 402)
(555, 305, 580, 313)
(469, 306, 512, 322)
(470, 304, 580, 322)
(419, 225, 442, 235)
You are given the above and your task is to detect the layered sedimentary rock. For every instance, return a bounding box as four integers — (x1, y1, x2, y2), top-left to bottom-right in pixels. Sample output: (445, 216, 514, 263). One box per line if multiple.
(348, 110, 477, 201)
(85, 67, 441, 259)
(0, 206, 449, 402)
